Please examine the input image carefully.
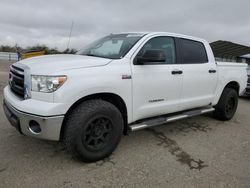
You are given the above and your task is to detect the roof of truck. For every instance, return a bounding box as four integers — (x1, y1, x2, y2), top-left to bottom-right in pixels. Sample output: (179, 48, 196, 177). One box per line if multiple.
(113, 32, 207, 43)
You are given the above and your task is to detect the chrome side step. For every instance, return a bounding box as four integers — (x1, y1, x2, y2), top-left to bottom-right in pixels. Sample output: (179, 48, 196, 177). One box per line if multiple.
(129, 107, 214, 131)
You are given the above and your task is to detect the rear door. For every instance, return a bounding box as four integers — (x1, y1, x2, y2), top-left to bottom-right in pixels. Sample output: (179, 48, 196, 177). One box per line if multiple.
(131, 36, 183, 121)
(178, 38, 218, 110)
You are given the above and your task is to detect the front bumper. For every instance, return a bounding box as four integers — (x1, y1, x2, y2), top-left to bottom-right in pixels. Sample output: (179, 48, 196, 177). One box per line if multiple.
(3, 99, 64, 141)
(3, 87, 65, 141)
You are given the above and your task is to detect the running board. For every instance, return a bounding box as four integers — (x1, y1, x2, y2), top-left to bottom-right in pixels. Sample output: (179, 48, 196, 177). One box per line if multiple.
(129, 107, 214, 131)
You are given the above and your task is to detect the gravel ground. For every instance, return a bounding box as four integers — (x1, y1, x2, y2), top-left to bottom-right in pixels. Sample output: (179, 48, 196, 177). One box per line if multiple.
(0, 60, 250, 188)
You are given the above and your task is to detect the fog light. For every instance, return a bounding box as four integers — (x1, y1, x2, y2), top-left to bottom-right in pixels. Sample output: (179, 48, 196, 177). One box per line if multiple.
(28, 120, 41, 134)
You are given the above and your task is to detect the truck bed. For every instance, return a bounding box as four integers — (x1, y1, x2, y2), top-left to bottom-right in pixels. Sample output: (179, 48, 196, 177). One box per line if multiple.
(214, 61, 247, 101)
(216, 61, 248, 67)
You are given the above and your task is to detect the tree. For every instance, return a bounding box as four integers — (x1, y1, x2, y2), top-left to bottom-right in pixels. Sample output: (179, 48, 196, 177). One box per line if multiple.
(0, 44, 77, 54)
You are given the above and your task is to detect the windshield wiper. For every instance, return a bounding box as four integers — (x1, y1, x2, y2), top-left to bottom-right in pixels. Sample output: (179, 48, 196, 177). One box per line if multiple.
(85, 53, 96, 57)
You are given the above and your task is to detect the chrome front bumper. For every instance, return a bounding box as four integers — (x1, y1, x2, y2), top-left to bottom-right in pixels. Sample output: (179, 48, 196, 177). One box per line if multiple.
(3, 99, 64, 141)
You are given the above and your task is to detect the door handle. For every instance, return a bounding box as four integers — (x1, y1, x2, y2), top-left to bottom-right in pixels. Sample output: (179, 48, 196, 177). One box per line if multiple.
(172, 70, 183, 75)
(209, 69, 216, 73)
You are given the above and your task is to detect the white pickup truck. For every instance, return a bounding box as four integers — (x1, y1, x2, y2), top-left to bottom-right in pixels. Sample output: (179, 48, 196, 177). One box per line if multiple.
(3, 32, 247, 162)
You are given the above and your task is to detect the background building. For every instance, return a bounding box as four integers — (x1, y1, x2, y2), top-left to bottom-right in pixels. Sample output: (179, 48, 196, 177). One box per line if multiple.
(210, 40, 250, 64)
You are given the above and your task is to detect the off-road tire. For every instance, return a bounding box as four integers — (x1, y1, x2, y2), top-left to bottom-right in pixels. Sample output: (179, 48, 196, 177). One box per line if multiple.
(214, 88, 238, 121)
(63, 99, 123, 162)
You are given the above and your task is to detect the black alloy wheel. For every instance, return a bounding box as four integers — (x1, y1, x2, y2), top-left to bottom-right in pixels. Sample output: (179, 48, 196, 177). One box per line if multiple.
(82, 116, 113, 151)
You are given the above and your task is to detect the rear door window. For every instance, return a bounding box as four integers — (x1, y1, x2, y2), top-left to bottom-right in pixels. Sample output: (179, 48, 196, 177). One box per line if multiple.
(180, 39, 208, 64)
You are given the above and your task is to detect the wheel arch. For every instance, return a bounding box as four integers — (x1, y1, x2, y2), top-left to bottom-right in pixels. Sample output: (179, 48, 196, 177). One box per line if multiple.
(213, 80, 240, 106)
(224, 81, 240, 94)
(60, 92, 128, 140)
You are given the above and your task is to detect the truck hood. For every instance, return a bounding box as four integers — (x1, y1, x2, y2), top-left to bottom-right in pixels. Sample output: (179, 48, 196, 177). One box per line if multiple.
(15, 54, 112, 74)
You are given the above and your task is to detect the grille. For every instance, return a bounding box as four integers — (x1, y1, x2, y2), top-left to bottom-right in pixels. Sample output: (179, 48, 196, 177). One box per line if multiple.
(9, 65, 25, 98)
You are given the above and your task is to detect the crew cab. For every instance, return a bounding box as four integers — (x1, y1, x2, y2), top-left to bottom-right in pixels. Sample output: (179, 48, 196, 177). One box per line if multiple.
(3, 32, 247, 162)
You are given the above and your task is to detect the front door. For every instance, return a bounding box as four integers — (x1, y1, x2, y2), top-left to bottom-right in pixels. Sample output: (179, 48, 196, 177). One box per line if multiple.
(131, 36, 183, 121)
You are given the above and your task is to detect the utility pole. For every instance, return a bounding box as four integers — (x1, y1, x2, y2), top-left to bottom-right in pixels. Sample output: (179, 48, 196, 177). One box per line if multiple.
(66, 21, 74, 50)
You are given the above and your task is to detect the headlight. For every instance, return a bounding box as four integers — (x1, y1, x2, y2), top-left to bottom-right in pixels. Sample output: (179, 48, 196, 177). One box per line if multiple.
(31, 75, 67, 93)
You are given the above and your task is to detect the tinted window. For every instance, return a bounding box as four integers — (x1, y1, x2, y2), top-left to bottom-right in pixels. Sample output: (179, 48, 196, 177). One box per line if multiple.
(181, 39, 208, 64)
(137, 37, 176, 64)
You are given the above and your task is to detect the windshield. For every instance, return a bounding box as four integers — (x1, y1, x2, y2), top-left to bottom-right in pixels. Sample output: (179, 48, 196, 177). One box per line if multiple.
(77, 33, 144, 59)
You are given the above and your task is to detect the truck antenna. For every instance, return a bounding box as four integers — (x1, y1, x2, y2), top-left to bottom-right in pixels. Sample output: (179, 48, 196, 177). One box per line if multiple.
(66, 21, 74, 50)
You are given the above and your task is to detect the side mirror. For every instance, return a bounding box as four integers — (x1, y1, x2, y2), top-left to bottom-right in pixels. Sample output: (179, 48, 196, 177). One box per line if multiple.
(135, 49, 166, 65)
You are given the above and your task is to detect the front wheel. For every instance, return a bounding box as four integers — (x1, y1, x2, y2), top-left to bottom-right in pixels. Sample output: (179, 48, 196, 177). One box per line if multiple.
(63, 100, 123, 162)
(213, 88, 238, 121)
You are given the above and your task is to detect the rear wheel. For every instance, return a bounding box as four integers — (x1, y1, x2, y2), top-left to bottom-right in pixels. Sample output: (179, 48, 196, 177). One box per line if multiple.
(214, 88, 238, 121)
(63, 99, 123, 162)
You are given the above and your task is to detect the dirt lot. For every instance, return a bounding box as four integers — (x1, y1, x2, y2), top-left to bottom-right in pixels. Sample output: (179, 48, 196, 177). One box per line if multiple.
(0, 60, 250, 188)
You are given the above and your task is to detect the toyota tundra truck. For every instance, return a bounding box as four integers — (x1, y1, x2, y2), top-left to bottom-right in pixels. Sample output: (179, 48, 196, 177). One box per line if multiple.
(3, 32, 247, 162)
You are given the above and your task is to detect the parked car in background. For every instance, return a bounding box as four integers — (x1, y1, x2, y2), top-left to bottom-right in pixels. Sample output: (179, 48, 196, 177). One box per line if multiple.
(245, 65, 250, 95)
(21, 50, 45, 59)
(3, 32, 248, 162)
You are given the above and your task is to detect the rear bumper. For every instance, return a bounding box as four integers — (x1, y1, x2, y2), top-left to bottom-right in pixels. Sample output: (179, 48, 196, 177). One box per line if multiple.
(3, 86, 65, 141)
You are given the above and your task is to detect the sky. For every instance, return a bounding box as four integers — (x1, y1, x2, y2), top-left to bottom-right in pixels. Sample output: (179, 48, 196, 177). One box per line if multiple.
(1, 0, 250, 51)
